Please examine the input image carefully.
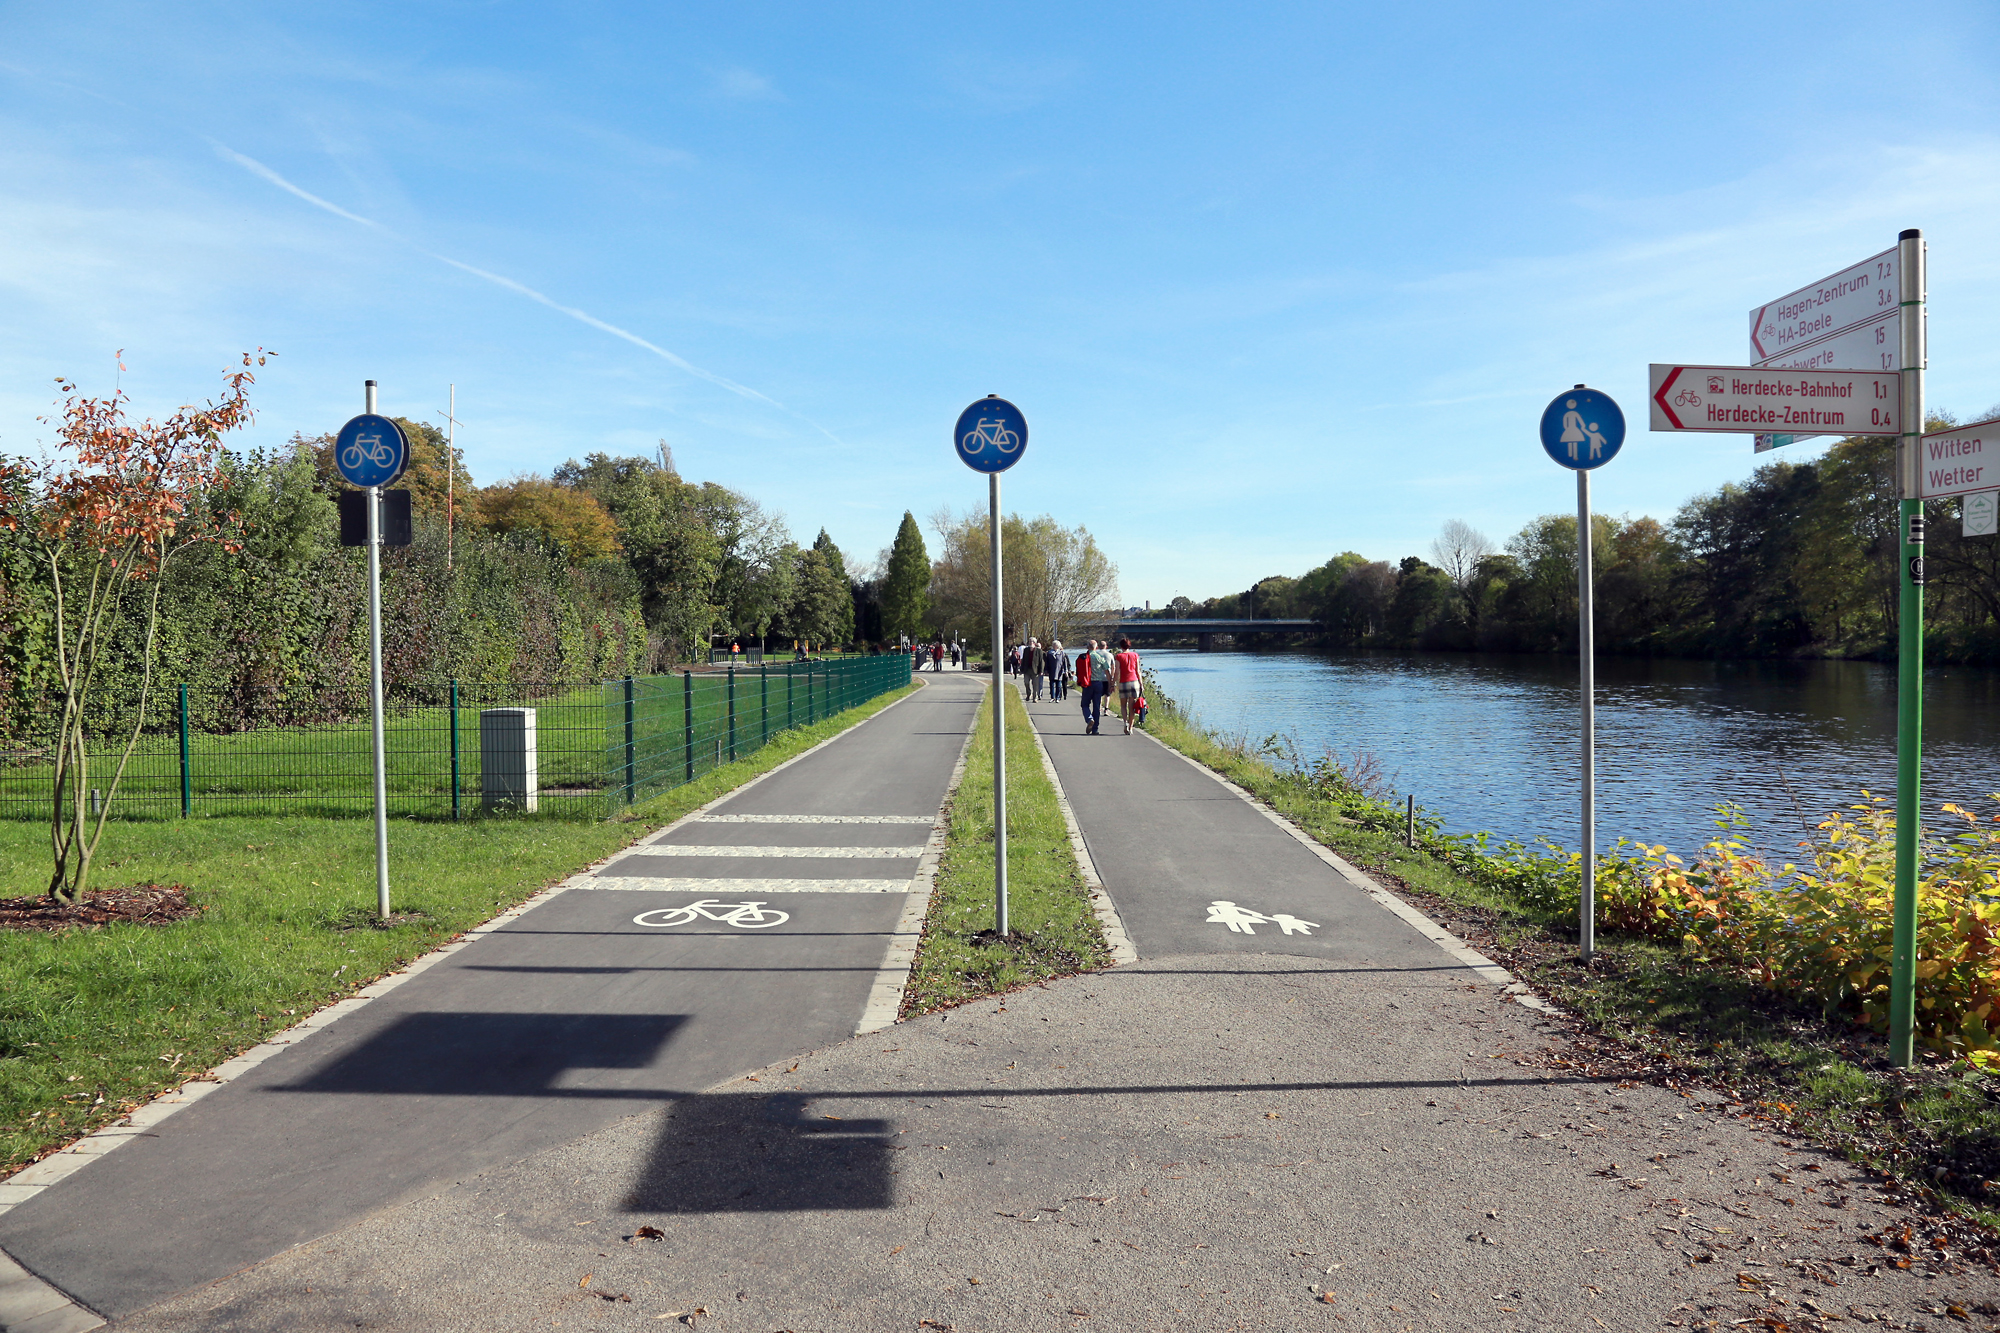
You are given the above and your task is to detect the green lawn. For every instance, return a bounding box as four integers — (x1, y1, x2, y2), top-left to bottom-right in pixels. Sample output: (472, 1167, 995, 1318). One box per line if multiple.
(901, 683, 1109, 1014)
(0, 681, 917, 1176)
(1, 658, 908, 823)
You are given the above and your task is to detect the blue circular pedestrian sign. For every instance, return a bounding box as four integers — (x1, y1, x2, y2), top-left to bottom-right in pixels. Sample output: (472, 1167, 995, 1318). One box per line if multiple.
(334, 413, 409, 488)
(1539, 387, 1624, 470)
(953, 396, 1028, 474)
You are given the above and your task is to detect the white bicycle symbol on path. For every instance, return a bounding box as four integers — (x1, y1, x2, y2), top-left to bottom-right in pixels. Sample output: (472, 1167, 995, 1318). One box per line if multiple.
(633, 900, 790, 929)
(959, 417, 1022, 457)
(340, 431, 397, 473)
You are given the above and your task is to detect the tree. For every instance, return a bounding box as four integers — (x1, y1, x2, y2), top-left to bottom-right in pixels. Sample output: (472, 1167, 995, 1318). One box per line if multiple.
(924, 508, 1118, 651)
(553, 451, 722, 663)
(1430, 520, 1495, 607)
(475, 477, 623, 562)
(0, 353, 264, 901)
(881, 511, 930, 642)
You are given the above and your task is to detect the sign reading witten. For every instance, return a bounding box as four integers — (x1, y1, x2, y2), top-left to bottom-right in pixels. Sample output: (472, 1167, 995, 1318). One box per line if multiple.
(1916, 418, 2000, 500)
(1649, 365, 1900, 436)
(1749, 248, 1899, 364)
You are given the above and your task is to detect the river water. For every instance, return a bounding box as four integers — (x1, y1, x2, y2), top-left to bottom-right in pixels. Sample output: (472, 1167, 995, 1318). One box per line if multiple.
(1141, 647, 2000, 858)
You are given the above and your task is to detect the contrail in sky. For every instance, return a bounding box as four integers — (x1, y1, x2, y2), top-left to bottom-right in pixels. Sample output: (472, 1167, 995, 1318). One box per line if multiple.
(212, 142, 834, 436)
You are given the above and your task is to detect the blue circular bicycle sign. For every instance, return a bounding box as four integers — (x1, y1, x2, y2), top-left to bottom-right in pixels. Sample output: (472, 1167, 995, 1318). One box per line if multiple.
(1538, 386, 1625, 471)
(334, 413, 409, 488)
(953, 396, 1028, 474)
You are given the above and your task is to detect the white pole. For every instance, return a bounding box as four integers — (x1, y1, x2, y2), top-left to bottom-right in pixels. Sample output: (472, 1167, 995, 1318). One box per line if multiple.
(990, 470, 1008, 937)
(365, 380, 391, 920)
(445, 383, 456, 572)
(1577, 464, 1595, 962)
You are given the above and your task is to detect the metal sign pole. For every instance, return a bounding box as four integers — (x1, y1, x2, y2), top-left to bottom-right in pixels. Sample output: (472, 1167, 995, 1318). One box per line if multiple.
(1889, 227, 1928, 1068)
(1577, 467, 1596, 963)
(989, 470, 1008, 937)
(364, 380, 392, 920)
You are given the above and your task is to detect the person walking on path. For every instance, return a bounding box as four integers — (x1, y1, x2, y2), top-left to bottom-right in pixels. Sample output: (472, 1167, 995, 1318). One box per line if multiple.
(1112, 637, 1143, 734)
(1086, 639, 1114, 734)
(931, 642, 944, 672)
(1047, 639, 1066, 701)
(1022, 640, 1042, 701)
(1075, 641, 1099, 732)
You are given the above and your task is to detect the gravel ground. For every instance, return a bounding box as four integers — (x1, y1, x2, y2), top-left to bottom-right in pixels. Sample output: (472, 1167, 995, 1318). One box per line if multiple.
(115, 953, 2000, 1332)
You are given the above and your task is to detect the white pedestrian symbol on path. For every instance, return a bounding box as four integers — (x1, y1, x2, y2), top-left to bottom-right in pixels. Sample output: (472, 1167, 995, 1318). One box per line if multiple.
(1205, 901, 1320, 936)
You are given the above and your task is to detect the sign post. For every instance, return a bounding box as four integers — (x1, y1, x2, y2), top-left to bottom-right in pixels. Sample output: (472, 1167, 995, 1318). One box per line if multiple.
(1538, 385, 1625, 963)
(1651, 232, 1928, 1066)
(954, 395, 1028, 937)
(1889, 228, 1928, 1070)
(335, 384, 409, 921)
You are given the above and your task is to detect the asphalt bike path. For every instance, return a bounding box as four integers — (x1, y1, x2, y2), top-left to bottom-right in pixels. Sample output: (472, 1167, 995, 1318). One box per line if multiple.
(0, 674, 984, 1324)
(87, 674, 1995, 1331)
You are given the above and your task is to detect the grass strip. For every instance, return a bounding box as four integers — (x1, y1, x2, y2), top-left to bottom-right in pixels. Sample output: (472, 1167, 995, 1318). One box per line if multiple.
(0, 681, 918, 1175)
(1144, 699, 2000, 1227)
(901, 683, 1108, 1015)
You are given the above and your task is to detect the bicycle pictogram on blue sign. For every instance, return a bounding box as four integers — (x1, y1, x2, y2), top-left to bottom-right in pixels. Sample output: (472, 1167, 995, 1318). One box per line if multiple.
(334, 413, 410, 488)
(953, 396, 1028, 474)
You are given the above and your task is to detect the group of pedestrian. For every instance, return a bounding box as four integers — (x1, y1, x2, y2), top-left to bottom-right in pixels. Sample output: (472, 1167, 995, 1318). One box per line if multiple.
(908, 641, 961, 672)
(1071, 637, 1145, 734)
(1011, 638, 1069, 701)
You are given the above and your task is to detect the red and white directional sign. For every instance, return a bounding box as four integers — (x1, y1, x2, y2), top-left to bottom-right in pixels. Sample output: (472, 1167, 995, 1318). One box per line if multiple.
(1649, 364, 1900, 435)
(1748, 248, 1899, 364)
(1917, 418, 2000, 499)
(1754, 310, 1901, 373)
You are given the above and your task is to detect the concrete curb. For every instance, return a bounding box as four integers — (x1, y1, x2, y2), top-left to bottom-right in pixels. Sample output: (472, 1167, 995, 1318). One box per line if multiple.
(857, 678, 982, 1034)
(1022, 701, 1139, 967)
(1134, 727, 1562, 1016)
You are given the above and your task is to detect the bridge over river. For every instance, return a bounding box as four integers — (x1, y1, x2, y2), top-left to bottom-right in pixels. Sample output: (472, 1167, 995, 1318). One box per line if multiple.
(1096, 617, 1320, 651)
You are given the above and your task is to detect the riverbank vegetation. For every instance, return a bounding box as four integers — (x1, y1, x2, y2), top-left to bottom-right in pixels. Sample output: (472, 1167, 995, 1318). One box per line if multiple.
(0, 683, 915, 1176)
(1142, 673, 2000, 1219)
(1156, 423, 2000, 663)
(901, 684, 1109, 1014)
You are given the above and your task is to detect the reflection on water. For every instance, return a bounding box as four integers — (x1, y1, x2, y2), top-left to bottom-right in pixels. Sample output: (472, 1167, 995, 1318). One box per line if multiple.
(1144, 648, 2000, 857)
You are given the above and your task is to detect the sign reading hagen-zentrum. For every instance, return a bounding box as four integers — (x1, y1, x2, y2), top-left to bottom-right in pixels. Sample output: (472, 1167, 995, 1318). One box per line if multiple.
(1648, 364, 1901, 435)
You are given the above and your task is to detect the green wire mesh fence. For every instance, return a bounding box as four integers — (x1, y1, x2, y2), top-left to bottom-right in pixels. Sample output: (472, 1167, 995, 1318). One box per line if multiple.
(605, 655, 913, 815)
(0, 656, 911, 822)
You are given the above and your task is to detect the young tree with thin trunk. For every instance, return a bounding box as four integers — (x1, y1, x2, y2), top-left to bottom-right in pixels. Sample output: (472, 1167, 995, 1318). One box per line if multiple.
(0, 353, 264, 902)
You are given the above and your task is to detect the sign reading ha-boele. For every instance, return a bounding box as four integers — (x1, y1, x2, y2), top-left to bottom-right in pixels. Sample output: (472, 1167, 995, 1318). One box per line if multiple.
(1649, 364, 1901, 435)
(1917, 419, 2000, 500)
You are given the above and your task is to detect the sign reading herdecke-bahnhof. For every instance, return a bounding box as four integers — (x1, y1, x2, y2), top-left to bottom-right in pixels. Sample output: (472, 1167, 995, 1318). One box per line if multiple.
(1649, 364, 1901, 435)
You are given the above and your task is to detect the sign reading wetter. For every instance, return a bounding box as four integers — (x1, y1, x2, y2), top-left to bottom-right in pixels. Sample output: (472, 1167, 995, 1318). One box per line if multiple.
(1649, 364, 1900, 436)
(1916, 418, 2000, 500)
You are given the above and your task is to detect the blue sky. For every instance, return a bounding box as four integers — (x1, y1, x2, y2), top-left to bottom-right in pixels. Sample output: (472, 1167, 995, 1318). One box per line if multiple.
(3, 2, 1997, 607)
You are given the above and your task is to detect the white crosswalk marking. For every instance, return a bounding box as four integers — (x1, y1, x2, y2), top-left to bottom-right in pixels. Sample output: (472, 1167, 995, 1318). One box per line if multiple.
(695, 814, 934, 824)
(583, 877, 914, 894)
(638, 845, 920, 859)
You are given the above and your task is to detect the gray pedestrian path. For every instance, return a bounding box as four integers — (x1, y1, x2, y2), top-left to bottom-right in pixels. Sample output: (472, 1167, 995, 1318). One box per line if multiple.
(0, 674, 982, 1323)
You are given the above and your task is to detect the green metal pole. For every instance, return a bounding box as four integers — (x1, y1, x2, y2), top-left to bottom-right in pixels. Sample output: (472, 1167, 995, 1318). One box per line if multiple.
(623, 674, 636, 804)
(807, 663, 815, 726)
(450, 679, 461, 821)
(760, 664, 769, 747)
(178, 683, 191, 818)
(1889, 227, 1928, 1069)
(683, 670, 694, 784)
(787, 664, 794, 732)
(727, 666, 737, 762)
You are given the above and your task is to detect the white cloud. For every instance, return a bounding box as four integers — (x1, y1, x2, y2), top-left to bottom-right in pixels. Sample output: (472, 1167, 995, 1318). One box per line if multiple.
(712, 67, 782, 101)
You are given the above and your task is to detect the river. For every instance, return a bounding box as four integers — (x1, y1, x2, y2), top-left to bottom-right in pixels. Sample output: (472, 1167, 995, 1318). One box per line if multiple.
(1140, 647, 2000, 858)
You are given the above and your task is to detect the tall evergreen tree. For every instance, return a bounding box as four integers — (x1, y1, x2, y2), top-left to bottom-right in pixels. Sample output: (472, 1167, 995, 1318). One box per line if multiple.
(882, 510, 930, 642)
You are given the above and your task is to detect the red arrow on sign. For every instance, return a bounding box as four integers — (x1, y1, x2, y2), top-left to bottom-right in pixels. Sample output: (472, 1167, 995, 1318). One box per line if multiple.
(1653, 366, 1686, 429)
(1749, 306, 1771, 361)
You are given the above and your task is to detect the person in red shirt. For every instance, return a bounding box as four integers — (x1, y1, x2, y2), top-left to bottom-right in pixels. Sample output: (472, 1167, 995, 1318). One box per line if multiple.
(1112, 638, 1142, 735)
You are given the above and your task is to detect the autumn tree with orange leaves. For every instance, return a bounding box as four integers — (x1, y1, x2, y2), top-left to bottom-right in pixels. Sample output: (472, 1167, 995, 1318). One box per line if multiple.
(0, 353, 266, 902)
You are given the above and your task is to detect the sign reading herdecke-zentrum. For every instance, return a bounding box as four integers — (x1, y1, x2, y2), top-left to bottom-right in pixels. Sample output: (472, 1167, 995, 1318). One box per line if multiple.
(1648, 364, 1902, 436)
